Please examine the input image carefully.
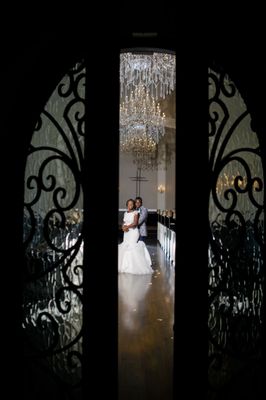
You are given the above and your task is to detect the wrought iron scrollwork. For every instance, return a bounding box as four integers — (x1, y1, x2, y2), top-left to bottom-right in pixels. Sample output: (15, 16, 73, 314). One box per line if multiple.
(23, 61, 85, 389)
(208, 69, 264, 391)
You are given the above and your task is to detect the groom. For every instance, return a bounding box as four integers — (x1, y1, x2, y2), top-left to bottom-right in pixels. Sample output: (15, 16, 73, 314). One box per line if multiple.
(135, 196, 148, 242)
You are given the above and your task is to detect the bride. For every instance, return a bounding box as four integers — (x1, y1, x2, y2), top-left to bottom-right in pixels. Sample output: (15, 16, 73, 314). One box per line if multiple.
(118, 199, 153, 274)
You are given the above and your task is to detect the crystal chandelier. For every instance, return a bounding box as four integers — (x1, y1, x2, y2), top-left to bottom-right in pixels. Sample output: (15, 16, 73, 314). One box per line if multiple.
(121, 132, 159, 170)
(120, 84, 166, 144)
(120, 84, 166, 169)
(120, 51, 176, 100)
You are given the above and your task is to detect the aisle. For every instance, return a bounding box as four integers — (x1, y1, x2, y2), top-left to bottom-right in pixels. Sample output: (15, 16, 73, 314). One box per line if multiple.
(118, 240, 175, 400)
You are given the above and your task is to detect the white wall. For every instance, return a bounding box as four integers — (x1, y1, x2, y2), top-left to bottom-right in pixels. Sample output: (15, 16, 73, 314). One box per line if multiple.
(119, 130, 176, 211)
(119, 152, 158, 209)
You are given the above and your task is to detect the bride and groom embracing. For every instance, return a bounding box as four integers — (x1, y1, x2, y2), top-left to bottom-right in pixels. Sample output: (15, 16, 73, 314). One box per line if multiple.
(118, 197, 153, 275)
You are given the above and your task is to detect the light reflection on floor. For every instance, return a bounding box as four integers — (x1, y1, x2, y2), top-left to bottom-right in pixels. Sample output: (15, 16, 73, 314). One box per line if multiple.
(118, 240, 175, 400)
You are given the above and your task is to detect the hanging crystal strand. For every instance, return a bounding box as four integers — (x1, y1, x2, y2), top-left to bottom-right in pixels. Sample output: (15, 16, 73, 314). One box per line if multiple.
(166, 71, 169, 97)
(120, 80, 124, 99)
(147, 66, 150, 90)
(120, 53, 175, 100)
(141, 68, 145, 87)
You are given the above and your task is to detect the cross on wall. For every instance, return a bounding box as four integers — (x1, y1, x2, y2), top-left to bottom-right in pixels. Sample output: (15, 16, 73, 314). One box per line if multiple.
(129, 168, 148, 197)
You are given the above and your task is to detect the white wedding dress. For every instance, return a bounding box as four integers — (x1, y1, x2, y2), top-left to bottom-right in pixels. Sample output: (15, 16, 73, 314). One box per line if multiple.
(118, 211, 153, 274)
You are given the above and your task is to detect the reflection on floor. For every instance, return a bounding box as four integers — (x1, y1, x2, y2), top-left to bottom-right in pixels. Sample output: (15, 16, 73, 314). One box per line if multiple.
(118, 239, 175, 400)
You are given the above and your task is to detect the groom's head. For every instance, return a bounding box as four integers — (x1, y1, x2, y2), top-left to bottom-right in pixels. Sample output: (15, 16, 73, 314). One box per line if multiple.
(135, 197, 143, 209)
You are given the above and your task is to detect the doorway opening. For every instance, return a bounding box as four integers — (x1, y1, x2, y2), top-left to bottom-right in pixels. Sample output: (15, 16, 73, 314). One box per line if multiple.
(118, 48, 176, 400)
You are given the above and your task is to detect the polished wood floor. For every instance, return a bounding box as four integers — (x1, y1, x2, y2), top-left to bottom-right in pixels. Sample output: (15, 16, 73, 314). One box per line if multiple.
(118, 239, 175, 400)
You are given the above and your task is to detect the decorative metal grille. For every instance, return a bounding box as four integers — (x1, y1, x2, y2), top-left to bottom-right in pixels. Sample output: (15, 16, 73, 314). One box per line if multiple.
(22, 61, 85, 390)
(208, 68, 264, 390)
